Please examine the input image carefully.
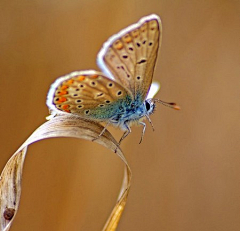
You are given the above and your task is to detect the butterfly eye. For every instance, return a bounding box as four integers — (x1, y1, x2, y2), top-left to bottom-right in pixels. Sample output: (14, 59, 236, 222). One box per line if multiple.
(145, 101, 151, 111)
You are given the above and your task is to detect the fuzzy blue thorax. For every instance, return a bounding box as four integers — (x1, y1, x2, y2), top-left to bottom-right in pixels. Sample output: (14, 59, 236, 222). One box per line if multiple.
(108, 95, 155, 130)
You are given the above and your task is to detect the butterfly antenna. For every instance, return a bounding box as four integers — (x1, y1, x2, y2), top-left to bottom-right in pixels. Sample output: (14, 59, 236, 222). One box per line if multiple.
(154, 99, 181, 110)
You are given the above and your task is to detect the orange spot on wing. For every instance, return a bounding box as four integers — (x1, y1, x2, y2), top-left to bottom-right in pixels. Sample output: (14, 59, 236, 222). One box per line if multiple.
(124, 35, 132, 43)
(64, 109, 70, 113)
(59, 97, 67, 102)
(91, 74, 98, 79)
(78, 75, 85, 81)
(132, 30, 139, 38)
(115, 41, 123, 50)
(61, 85, 68, 90)
(58, 90, 68, 95)
(62, 105, 69, 109)
(66, 79, 74, 85)
(150, 21, 158, 30)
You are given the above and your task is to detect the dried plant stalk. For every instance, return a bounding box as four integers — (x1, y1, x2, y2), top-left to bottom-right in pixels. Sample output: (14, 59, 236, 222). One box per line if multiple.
(0, 115, 131, 231)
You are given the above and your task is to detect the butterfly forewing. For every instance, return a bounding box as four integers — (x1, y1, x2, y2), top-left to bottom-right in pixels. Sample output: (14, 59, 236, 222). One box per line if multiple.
(47, 71, 132, 121)
(138, 19, 161, 100)
(97, 14, 161, 102)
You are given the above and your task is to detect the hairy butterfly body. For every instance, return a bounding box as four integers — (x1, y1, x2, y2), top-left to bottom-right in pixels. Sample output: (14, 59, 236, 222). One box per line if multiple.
(47, 14, 179, 146)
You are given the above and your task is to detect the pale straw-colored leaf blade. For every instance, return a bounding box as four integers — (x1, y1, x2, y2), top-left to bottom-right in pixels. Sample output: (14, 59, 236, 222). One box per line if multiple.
(0, 115, 131, 231)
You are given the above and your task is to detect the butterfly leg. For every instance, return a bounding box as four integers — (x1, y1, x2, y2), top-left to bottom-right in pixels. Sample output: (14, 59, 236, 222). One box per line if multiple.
(138, 122, 146, 144)
(146, 115, 154, 131)
(118, 123, 131, 146)
(114, 122, 131, 153)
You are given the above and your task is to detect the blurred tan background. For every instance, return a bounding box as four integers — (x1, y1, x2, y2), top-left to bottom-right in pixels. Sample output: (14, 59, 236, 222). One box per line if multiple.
(1, 0, 240, 230)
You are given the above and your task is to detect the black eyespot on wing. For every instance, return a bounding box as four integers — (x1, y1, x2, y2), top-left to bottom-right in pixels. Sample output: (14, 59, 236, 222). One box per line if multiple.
(96, 92, 104, 97)
(137, 59, 146, 65)
(108, 82, 113, 88)
(84, 110, 90, 115)
(149, 42, 153, 46)
(117, 91, 122, 96)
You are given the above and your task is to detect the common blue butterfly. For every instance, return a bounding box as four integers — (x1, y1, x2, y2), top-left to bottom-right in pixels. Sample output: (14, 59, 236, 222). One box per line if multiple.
(47, 14, 179, 146)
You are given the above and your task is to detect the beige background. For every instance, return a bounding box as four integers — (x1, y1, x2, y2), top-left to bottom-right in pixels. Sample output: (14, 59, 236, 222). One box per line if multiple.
(1, 0, 240, 230)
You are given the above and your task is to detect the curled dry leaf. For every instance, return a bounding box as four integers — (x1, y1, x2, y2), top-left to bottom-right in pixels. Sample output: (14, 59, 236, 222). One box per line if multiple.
(0, 115, 131, 231)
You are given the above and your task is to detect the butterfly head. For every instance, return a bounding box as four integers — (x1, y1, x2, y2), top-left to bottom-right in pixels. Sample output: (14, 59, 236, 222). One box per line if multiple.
(144, 99, 156, 116)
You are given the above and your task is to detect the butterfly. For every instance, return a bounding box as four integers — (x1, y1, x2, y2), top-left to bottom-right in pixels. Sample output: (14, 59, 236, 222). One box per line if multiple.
(46, 14, 180, 147)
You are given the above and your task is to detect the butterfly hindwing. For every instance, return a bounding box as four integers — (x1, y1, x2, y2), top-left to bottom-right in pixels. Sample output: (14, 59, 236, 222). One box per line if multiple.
(47, 70, 133, 121)
(97, 14, 161, 101)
